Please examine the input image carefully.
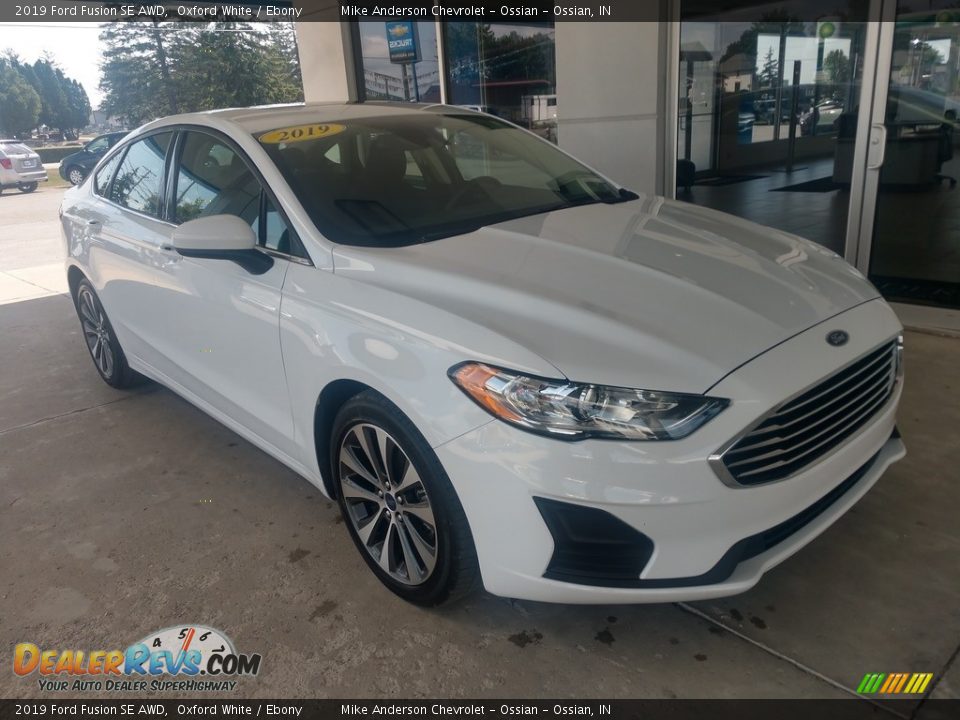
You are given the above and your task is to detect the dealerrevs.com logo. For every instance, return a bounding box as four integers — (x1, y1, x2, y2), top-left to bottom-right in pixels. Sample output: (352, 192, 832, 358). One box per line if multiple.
(14, 625, 262, 693)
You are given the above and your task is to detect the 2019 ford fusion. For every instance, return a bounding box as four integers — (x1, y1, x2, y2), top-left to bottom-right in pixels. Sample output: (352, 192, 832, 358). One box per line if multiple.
(60, 103, 905, 606)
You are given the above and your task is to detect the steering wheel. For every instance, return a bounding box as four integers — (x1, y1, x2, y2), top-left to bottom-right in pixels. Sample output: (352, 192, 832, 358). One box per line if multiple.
(444, 177, 502, 210)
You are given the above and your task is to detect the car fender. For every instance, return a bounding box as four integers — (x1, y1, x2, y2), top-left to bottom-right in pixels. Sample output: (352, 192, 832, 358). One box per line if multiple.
(279, 262, 562, 486)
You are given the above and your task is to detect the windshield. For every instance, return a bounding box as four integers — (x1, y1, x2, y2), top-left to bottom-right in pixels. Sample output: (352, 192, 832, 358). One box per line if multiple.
(256, 111, 627, 247)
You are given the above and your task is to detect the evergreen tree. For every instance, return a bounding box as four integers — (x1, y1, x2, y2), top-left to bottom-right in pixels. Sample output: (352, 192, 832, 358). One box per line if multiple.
(99, 21, 304, 126)
(0, 59, 41, 136)
(758, 47, 780, 90)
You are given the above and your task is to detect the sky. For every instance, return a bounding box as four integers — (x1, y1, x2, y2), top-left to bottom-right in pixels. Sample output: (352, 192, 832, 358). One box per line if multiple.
(0, 22, 105, 106)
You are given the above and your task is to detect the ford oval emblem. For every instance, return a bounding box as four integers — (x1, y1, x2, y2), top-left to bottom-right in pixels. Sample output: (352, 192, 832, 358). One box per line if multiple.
(826, 330, 849, 347)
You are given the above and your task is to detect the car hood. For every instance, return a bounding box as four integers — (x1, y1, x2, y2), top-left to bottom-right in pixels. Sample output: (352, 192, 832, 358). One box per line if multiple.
(332, 196, 880, 394)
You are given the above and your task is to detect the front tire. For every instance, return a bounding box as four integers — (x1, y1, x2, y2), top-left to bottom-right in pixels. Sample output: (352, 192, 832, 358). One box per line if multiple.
(18, 182, 38, 193)
(66, 166, 86, 185)
(72, 279, 144, 389)
(331, 391, 480, 606)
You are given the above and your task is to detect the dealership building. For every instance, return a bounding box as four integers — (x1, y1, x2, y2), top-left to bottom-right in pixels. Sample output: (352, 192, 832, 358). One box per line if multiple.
(294, 2, 960, 330)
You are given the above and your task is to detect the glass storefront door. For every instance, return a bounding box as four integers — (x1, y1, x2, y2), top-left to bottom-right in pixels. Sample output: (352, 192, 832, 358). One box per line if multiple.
(675, 5, 875, 255)
(675, 1, 960, 321)
(863, 3, 960, 311)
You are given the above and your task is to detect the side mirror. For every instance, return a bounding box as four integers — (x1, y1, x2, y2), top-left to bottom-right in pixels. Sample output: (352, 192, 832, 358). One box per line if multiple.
(171, 214, 272, 275)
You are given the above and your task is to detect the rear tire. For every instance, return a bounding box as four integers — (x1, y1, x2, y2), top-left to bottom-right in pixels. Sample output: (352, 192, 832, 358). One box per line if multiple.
(72, 279, 145, 389)
(331, 391, 480, 606)
(18, 182, 38, 193)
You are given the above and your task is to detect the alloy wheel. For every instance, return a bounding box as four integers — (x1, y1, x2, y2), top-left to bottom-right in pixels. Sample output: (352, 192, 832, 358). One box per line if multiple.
(78, 286, 114, 378)
(68, 168, 85, 185)
(338, 423, 438, 586)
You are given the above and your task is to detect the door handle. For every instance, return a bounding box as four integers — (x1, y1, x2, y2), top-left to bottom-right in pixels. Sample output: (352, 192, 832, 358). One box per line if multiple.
(86, 219, 102, 226)
(867, 123, 887, 170)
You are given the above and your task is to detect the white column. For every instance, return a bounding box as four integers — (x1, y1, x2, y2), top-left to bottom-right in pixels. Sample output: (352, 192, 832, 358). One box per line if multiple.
(554, 22, 665, 195)
(295, 22, 358, 103)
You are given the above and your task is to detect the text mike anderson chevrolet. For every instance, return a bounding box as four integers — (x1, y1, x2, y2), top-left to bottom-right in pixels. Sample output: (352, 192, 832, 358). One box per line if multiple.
(340, 4, 609, 17)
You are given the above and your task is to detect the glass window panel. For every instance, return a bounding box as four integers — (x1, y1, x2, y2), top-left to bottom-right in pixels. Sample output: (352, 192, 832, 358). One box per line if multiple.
(444, 22, 557, 143)
(356, 21, 441, 103)
(94, 151, 123, 197)
(173, 132, 260, 226)
(109, 132, 172, 217)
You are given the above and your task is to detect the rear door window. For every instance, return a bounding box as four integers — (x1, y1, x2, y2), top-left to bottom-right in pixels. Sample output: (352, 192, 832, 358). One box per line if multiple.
(94, 151, 124, 197)
(109, 132, 173, 217)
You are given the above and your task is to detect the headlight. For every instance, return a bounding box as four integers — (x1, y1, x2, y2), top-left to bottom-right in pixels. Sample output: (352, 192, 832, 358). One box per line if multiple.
(449, 362, 729, 441)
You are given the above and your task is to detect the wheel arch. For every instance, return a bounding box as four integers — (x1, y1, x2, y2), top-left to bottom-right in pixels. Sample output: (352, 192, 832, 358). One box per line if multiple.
(313, 378, 375, 498)
(67, 264, 87, 299)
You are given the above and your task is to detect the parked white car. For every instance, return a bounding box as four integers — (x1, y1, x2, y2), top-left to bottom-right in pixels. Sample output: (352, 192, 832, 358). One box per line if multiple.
(60, 103, 905, 606)
(0, 140, 47, 194)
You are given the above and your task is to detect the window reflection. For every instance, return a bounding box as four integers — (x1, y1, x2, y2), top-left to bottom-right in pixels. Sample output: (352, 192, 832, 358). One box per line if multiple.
(444, 22, 557, 143)
(110, 133, 172, 218)
(676, 5, 869, 254)
(356, 21, 441, 102)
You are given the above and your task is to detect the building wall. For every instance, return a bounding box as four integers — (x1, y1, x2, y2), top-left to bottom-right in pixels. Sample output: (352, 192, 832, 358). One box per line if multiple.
(554, 22, 666, 195)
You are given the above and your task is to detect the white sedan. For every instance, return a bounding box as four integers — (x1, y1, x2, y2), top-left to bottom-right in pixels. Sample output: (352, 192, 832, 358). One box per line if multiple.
(60, 103, 905, 606)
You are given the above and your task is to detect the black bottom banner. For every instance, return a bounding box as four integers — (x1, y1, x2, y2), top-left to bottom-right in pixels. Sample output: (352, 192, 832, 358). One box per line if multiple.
(1, 699, 957, 720)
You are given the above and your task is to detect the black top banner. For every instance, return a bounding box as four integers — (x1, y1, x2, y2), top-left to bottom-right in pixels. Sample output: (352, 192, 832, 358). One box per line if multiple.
(5, 0, 957, 23)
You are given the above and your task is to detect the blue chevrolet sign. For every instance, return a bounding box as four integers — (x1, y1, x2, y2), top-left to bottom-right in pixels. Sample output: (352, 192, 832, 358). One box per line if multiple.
(385, 21, 420, 64)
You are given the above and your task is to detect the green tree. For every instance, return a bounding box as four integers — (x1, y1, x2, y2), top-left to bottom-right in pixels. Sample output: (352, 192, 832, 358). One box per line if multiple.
(758, 46, 780, 90)
(99, 20, 182, 125)
(63, 78, 92, 134)
(176, 23, 302, 109)
(822, 49, 851, 99)
(31, 57, 70, 129)
(0, 60, 41, 135)
(99, 21, 304, 125)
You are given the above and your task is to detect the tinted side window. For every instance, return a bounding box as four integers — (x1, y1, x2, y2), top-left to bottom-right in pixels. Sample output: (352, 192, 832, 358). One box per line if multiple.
(86, 137, 110, 154)
(174, 132, 260, 226)
(93, 151, 123, 197)
(109, 132, 172, 217)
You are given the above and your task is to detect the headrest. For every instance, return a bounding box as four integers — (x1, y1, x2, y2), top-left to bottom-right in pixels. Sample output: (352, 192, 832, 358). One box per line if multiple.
(364, 135, 407, 183)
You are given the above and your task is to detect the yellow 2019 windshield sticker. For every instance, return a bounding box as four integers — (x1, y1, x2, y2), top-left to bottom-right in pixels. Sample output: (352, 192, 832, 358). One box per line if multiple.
(259, 123, 346, 144)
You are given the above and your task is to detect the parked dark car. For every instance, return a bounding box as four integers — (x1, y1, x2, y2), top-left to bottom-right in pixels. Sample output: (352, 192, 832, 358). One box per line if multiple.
(58, 131, 127, 185)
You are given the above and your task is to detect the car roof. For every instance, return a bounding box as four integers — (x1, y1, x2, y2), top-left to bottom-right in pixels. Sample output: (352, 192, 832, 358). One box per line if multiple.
(140, 102, 467, 136)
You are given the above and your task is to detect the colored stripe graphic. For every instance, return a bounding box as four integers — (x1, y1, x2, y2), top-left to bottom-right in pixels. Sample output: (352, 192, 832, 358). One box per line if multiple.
(857, 672, 933, 694)
(879, 674, 897, 693)
(860, 673, 886, 693)
(904, 674, 921, 694)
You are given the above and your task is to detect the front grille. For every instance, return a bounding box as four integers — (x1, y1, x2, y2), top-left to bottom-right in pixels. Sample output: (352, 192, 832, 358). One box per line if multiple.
(718, 338, 900, 486)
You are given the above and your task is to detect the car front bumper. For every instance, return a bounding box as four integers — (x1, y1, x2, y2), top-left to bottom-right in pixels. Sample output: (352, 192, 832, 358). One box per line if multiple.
(435, 298, 905, 603)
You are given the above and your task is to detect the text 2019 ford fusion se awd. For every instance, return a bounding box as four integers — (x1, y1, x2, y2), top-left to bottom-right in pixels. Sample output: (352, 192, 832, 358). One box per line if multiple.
(60, 103, 905, 606)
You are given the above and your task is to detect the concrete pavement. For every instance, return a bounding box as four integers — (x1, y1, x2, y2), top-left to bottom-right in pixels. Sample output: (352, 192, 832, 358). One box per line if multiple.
(0, 187, 958, 706)
(0, 187, 68, 303)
